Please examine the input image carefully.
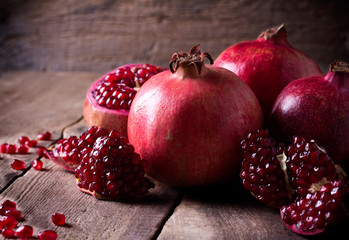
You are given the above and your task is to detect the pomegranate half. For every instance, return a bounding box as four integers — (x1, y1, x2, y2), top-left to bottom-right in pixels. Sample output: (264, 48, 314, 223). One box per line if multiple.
(270, 61, 349, 172)
(128, 45, 263, 187)
(214, 24, 323, 118)
(83, 64, 166, 137)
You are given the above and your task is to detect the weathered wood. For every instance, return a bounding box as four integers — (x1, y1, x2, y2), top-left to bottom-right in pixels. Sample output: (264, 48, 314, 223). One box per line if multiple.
(0, 120, 180, 239)
(0, 71, 99, 190)
(158, 183, 349, 240)
(0, 0, 348, 73)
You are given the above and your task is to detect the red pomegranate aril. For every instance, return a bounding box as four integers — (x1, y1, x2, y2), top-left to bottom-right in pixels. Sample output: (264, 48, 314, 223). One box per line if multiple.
(26, 139, 38, 147)
(18, 145, 29, 154)
(0, 143, 8, 153)
(18, 136, 30, 145)
(1, 200, 17, 209)
(0, 215, 18, 228)
(1, 227, 15, 238)
(51, 212, 65, 226)
(38, 230, 58, 240)
(15, 225, 33, 238)
(11, 159, 26, 170)
(5, 208, 22, 220)
(6, 144, 17, 154)
(37, 131, 52, 140)
(32, 159, 43, 171)
(37, 147, 48, 158)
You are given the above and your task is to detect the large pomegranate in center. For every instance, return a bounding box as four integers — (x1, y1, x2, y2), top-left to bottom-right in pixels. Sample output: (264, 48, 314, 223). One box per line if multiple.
(127, 45, 263, 187)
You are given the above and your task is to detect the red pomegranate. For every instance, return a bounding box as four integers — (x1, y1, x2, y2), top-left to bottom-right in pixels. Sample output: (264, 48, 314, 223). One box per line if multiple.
(127, 45, 263, 187)
(214, 24, 323, 117)
(83, 64, 166, 137)
(270, 61, 349, 172)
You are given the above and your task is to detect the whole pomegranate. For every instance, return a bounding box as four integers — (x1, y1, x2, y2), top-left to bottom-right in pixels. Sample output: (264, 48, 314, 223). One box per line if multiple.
(127, 45, 263, 187)
(83, 64, 166, 137)
(270, 61, 349, 172)
(214, 24, 323, 117)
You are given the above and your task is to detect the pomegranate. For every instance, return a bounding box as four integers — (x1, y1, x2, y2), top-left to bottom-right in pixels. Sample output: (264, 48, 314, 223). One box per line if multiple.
(128, 45, 263, 187)
(214, 24, 322, 117)
(74, 129, 154, 200)
(240, 128, 348, 235)
(270, 61, 349, 172)
(83, 64, 166, 137)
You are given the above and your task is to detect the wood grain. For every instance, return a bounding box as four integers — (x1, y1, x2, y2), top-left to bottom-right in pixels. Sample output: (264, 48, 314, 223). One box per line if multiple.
(0, 0, 348, 73)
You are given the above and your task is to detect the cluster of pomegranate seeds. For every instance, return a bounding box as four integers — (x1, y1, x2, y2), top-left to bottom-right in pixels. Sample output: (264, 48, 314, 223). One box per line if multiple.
(49, 126, 110, 171)
(74, 129, 154, 200)
(286, 136, 338, 198)
(281, 180, 345, 234)
(0, 199, 60, 239)
(92, 64, 164, 110)
(240, 129, 290, 208)
(240, 128, 348, 235)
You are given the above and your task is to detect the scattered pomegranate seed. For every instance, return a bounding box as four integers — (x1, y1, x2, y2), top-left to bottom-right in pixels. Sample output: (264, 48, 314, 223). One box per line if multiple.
(37, 131, 52, 141)
(17, 145, 29, 154)
(6, 144, 17, 154)
(1, 227, 15, 238)
(4, 208, 22, 220)
(32, 159, 43, 171)
(36, 147, 48, 158)
(26, 139, 38, 147)
(15, 225, 33, 238)
(0, 215, 18, 228)
(51, 212, 65, 226)
(18, 136, 30, 145)
(1, 200, 17, 209)
(38, 230, 58, 240)
(11, 159, 26, 170)
(0, 143, 8, 153)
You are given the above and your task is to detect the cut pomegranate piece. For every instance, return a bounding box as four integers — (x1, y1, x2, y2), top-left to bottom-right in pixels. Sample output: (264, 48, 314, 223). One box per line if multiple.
(281, 180, 345, 235)
(38, 230, 58, 240)
(83, 64, 166, 137)
(47, 126, 109, 172)
(11, 159, 26, 170)
(74, 130, 154, 200)
(240, 128, 348, 236)
(51, 212, 65, 226)
(15, 225, 34, 238)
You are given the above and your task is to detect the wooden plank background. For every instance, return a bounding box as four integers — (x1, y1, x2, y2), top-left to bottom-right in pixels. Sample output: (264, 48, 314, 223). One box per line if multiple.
(0, 0, 348, 73)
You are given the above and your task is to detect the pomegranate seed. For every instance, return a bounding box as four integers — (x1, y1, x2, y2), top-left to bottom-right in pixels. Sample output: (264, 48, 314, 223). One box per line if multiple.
(15, 225, 33, 238)
(32, 159, 43, 171)
(18, 136, 30, 145)
(1, 200, 17, 209)
(51, 212, 65, 226)
(26, 139, 38, 147)
(0, 221, 2, 230)
(5, 208, 21, 220)
(18, 145, 29, 154)
(37, 131, 52, 141)
(36, 147, 47, 157)
(0, 215, 18, 228)
(11, 159, 26, 170)
(38, 230, 58, 240)
(1, 227, 15, 238)
(0, 143, 8, 153)
(6, 144, 17, 154)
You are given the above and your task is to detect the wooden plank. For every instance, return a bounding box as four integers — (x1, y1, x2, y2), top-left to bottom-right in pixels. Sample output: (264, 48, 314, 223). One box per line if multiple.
(0, 71, 99, 191)
(0, 119, 180, 239)
(158, 182, 349, 240)
(1, 0, 348, 73)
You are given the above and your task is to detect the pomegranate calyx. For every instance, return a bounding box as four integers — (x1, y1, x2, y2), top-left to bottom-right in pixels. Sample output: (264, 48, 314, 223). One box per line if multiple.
(169, 44, 213, 75)
(258, 23, 289, 45)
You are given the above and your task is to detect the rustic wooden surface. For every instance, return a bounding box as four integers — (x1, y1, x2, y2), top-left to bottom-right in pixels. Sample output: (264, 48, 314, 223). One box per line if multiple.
(0, 0, 348, 73)
(0, 71, 348, 239)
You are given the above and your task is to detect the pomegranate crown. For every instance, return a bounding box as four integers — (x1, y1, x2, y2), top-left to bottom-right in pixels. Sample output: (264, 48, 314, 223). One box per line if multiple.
(169, 44, 214, 75)
(258, 23, 288, 43)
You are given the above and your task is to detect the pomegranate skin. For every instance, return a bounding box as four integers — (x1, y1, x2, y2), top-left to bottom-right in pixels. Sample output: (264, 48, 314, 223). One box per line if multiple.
(128, 46, 263, 187)
(270, 62, 349, 171)
(214, 24, 322, 118)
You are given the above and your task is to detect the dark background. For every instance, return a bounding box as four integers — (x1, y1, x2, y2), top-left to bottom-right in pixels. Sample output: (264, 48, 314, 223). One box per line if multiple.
(0, 0, 348, 74)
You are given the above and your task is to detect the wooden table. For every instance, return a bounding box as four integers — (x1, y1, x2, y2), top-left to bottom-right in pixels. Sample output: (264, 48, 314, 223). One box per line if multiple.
(0, 71, 347, 239)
